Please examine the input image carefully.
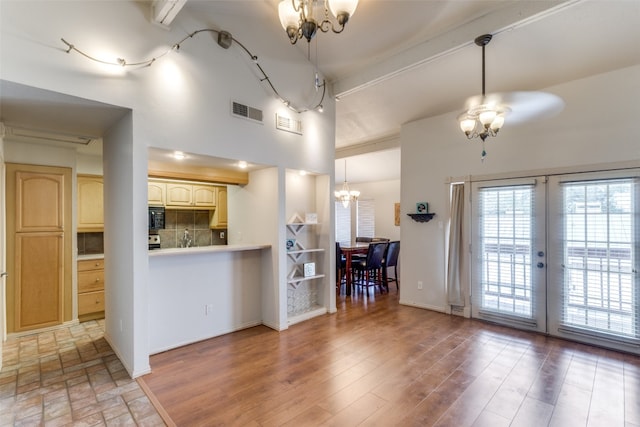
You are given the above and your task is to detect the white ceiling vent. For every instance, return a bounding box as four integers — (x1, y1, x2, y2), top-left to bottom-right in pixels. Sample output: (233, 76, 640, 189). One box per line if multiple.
(276, 113, 303, 135)
(232, 101, 263, 124)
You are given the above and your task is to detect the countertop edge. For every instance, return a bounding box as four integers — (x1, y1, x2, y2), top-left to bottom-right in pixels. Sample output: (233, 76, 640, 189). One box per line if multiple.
(148, 244, 271, 257)
(77, 254, 105, 261)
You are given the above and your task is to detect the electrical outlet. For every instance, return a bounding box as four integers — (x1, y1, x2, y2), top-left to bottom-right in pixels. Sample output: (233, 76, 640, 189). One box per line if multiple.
(417, 281, 423, 290)
(205, 304, 214, 315)
(119, 319, 123, 332)
(220, 231, 225, 239)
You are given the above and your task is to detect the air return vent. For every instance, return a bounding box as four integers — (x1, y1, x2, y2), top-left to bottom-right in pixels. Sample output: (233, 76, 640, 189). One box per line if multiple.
(231, 101, 263, 124)
(275, 113, 303, 135)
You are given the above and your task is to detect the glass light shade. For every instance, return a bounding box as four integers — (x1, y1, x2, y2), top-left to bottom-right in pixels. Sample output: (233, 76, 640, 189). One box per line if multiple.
(459, 117, 476, 134)
(350, 190, 360, 198)
(328, 0, 358, 18)
(490, 114, 505, 131)
(478, 109, 497, 127)
(278, 0, 299, 30)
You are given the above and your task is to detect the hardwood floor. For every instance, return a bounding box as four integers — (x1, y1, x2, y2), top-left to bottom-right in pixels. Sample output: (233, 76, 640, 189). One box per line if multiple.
(140, 290, 640, 426)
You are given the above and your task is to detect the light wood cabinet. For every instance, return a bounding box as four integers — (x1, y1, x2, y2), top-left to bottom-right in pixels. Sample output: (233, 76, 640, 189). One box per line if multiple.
(209, 187, 227, 228)
(77, 258, 105, 320)
(77, 175, 104, 232)
(154, 180, 218, 208)
(148, 181, 166, 205)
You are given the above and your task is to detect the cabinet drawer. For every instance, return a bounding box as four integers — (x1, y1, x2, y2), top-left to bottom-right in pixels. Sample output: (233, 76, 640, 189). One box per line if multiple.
(78, 270, 104, 293)
(78, 291, 105, 315)
(78, 259, 104, 271)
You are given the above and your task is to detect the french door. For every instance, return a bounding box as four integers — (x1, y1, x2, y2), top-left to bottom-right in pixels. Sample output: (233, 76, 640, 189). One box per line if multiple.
(471, 178, 547, 333)
(471, 171, 640, 353)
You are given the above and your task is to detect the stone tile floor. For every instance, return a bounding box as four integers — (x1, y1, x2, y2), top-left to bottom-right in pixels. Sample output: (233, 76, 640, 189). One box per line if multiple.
(0, 320, 166, 426)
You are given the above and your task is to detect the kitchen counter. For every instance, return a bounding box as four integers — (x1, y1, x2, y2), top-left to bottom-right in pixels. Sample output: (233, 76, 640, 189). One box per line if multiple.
(77, 253, 105, 261)
(148, 244, 270, 257)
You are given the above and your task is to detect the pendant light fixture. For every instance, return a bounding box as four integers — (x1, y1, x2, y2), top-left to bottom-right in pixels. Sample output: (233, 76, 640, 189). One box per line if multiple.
(278, 0, 359, 44)
(335, 159, 359, 208)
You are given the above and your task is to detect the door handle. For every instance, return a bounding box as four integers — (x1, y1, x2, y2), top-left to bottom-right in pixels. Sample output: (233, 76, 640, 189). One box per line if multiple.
(0, 272, 7, 278)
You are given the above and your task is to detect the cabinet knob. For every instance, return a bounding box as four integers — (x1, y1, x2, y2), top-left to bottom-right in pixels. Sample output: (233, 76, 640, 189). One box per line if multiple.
(95, 278, 100, 282)
(96, 300, 100, 304)
(95, 262, 100, 266)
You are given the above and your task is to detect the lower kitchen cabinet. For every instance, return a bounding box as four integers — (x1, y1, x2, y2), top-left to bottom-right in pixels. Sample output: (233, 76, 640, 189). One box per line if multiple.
(77, 257, 105, 321)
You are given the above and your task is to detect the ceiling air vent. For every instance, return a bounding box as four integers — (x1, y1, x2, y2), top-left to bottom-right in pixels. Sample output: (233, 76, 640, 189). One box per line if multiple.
(231, 101, 263, 124)
(276, 113, 303, 135)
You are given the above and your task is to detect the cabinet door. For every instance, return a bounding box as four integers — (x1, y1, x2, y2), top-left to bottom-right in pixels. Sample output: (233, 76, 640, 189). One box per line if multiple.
(193, 185, 217, 207)
(77, 175, 104, 231)
(210, 187, 227, 228)
(166, 183, 193, 206)
(148, 181, 166, 205)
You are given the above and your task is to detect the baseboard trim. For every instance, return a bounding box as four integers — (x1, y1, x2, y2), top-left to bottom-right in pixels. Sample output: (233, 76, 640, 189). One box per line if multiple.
(137, 376, 177, 427)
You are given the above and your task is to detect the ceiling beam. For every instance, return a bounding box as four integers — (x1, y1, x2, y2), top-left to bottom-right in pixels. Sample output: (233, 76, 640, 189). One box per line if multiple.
(332, 0, 580, 99)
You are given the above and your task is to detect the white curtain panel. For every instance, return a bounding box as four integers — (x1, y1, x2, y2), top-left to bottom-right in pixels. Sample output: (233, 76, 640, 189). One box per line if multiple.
(447, 183, 465, 306)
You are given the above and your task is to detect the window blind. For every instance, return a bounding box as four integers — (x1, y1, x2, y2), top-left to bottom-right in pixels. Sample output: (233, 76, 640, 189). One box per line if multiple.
(357, 199, 375, 239)
(476, 184, 536, 319)
(335, 201, 351, 243)
(559, 178, 639, 340)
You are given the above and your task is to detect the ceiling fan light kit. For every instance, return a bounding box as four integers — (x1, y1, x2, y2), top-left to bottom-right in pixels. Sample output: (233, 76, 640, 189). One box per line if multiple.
(278, 0, 359, 44)
(458, 33, 564, 161)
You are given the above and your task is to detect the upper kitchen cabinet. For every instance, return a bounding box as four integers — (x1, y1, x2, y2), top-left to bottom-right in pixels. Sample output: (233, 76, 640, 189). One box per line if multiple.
(77, 175, 104, 232)
(164, 182, 217, 208)
(209, 186, 228, 229)
(148, 180, 166, 206)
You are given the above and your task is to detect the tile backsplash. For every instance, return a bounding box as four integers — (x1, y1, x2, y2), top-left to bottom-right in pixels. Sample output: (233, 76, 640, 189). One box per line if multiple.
(155, 209, 227, 248)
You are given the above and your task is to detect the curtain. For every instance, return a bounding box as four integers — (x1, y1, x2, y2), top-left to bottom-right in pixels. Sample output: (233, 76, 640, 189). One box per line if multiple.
(447, 183, 465, 306)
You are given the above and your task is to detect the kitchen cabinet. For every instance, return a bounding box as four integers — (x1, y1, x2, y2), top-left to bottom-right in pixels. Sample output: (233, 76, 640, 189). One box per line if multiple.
(77, 175, 104, 232)
(77, 257, 105, 321)
(148, 181, 166, 205)
(164, 182, 217, 208)
(209, 187, 227, 229)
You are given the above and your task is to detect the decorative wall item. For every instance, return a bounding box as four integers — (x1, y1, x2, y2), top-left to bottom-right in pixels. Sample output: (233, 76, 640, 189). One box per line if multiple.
(394, 202, 400, 226)
(416, 202, 429, 213)
(305, 212, 318, 223)
(286, 238, 296, 251)
(303, 262, 316, 277)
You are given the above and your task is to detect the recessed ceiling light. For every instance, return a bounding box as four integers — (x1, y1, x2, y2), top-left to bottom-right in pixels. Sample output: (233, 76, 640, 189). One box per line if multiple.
(173, 151, 186, 160)
(299, 170, 307, 176)
(238, 160, 248, 169)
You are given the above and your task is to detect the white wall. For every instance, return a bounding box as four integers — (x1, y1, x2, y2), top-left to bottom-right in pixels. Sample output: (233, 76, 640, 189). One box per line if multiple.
(0, 1, 336, 376)
(399, 65, 640, 313)
(352, 179, 401, 241)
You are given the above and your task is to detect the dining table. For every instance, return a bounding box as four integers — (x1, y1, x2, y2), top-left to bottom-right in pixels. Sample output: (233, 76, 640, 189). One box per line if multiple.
(339, 242, 369, 296)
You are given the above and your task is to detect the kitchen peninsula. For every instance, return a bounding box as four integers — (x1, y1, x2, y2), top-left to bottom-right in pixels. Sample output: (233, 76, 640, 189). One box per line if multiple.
(148, 234, 271, 354)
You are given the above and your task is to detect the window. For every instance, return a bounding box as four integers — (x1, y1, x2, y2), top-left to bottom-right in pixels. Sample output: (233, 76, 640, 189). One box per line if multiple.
(357, 199, 375, 238)
(559, 178, 638, 339)
(335, 199, 376, 242)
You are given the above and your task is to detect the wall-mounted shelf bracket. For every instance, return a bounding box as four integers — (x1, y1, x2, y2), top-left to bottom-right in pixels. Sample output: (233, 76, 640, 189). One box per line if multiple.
(407, 213, 435, 223)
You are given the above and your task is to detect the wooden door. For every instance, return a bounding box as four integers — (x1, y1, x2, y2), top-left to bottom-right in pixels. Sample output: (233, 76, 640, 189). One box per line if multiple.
(6, 164, 72, 332)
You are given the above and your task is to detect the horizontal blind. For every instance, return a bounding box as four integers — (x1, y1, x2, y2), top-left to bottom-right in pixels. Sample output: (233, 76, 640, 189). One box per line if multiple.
(357, 199, 375, 239)
(476, 184, 535, 319)
(335, 201, 351, 244)
(559, 178, 639, 340)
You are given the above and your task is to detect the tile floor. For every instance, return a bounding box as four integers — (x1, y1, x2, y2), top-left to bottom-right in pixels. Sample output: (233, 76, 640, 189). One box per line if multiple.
(0, 320, 165, 426)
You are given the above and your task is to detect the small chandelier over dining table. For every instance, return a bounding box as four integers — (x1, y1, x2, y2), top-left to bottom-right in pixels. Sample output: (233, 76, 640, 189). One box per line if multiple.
(278, 0, 359, 44)
(335, 159, 359, 208)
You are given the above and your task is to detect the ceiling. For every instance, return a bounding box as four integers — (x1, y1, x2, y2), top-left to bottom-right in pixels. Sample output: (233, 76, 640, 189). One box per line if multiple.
(1, 1, 639, 184)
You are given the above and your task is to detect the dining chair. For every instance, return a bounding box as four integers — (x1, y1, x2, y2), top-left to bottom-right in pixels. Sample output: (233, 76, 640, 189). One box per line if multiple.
(351, 241, 388, 294)
(382, 241, 400, 290)
(336, 242, 346, 292)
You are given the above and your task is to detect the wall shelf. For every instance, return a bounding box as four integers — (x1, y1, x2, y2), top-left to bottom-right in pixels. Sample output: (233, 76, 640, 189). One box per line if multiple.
(407, 213, 435, 223)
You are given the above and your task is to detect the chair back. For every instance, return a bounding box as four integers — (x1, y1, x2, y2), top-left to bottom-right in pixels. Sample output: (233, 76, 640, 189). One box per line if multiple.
(386, 241, 400, 267)
(355, 236, 373, 243)
(366, 242, 388, 270)
(336, 242, 345, 267)
(372, 237, 390, 242)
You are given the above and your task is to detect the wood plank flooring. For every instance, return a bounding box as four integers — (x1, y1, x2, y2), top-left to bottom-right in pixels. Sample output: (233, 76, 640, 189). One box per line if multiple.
(139, 290, 640, 426)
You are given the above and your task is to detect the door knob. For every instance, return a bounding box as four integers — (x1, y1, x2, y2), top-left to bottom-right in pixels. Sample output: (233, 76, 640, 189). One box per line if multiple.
(0, 272, 7, 278)
(537, 262, 545, 268)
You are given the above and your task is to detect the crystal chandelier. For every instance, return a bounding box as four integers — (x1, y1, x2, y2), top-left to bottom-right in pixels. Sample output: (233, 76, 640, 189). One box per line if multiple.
(335, 159, 359, 208)
(457, 34, 510, 160)
(278, 0, 359, 44)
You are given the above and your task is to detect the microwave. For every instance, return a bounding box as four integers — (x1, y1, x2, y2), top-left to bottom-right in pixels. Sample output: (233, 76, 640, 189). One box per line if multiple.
(149, 206, 165, 230)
